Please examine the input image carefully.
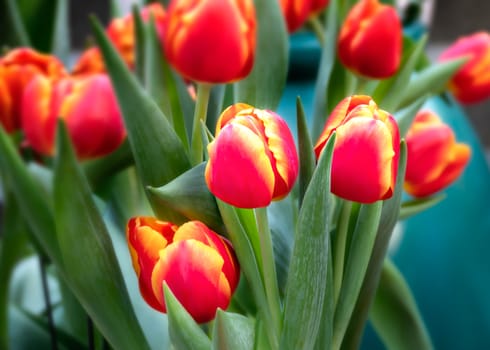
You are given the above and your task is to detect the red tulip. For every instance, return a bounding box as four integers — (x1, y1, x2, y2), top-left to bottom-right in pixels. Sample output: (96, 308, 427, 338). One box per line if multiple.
(164, 0, 256, 83)
(337, 0, 402, 79)
(127, 217, 240, 323)
(21, 73, 126, 159)
(404, 110, 471, 197)
(72, 3, 166, 75)
(310, 0, 330, 14)
(279, 0, 313, 33)
(205, 103, 299, 208)
(438, 31, 490, 104)
(314, 95, 400, 203)
(0, 48, 66, 133)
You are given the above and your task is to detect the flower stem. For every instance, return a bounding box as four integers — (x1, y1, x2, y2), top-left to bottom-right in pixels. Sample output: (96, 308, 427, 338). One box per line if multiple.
(308, 16, 326, 47)
(190, 83, 213, 165)
(39, 255, 58, 350)
(333, 200, 352, 305)
(254, 207, 282, 347)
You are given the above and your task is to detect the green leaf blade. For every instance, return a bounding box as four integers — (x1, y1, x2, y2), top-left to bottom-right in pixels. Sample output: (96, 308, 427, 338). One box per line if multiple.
(53, 122, 150, 350)
(280, 134, 335, 350)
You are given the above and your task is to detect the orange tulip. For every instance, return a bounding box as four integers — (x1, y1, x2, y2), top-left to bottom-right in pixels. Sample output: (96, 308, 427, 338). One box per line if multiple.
(164, 0, 256, 83)
(72, 3, 166, 75)
(337, 0, 402, 79)
(0, 48, 66, 133)
(205, 103, 299, 208)
(21, 73, 126, 159)
(314, 95, 400, 203)
(404, 110, 471, 197)
(127, 217, 240, 323)
(279, 0, 313, 33)
(438, 31, 490, 104)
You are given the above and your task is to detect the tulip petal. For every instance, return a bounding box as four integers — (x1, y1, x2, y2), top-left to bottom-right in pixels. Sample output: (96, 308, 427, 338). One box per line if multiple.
(332, 117, 395, 203)
(152, 240, 231, 323)
(206, 123, 275, 208)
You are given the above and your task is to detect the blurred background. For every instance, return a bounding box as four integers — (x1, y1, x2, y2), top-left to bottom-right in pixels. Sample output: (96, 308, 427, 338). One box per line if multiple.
(66, 0, 490, 151)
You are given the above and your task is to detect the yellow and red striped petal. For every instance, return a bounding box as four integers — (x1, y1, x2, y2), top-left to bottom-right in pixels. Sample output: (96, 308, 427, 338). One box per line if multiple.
(164, 0, 256, 83)
(151, 239, 231, 323)
(206, 122, 275, 208)
(333, 117, 396, 203)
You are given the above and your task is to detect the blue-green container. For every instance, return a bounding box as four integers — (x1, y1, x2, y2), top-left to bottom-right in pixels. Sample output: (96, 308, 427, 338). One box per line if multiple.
(277, 33, 490, 349)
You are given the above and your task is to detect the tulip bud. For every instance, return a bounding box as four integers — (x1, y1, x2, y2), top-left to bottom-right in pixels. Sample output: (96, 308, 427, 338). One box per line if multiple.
(205, 103, 299, 208)
(0, 48, 66, 133)
(127, 217, 240, 323)
(404, 110, 471, 197)
(21, 73, 126, 159)
(337, 0, 402, 79)
(72, 3, 166, 75)
(279, 0, 313, 33)
(314, 95, 400, 203)
(163, 0, 256, 83)
(438, 31, 490, 104)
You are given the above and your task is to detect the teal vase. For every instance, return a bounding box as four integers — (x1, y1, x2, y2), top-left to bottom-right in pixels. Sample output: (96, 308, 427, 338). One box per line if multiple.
(277, 32, 490, 349)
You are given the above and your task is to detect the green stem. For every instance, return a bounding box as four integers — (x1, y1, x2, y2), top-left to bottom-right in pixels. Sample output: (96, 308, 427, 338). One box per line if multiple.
(39, 255, 58, 350)
(333, 200, 352, 305)
(307, 16, 326, 47)
(254, 207, 282, 348)
(190, 83, 213, 165)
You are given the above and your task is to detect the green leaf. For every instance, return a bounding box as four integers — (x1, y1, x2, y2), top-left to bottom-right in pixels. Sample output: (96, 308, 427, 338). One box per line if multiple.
(296, 97, 316, 206)
(332, 201, 383, 349)
(132, 4, 147, 83)
(164, 284, 211, 350)
(50, 0, 70, 63)
(82, 140, 134, 190)
(212, 310, 255, 350)
(147, 163, 225, 233)
(398, 57, 467, 109)
(143, 15, 192, 149)
(0, 191, 29, 350)
(399, 194, 445, 220)
(9, 304, 86, 350)
(341, 142, 408, 350)
(4, 0, 31, 46)
(280, 134, 335, 350)
(234, 0, 288, 109)
(53, 122, 150, 350)
(90, 16, 191, 222)
(374, 35, 428, 111)
(370, 259, 433, 350)
(394, 96, 427, 137)
(0, 127, 61, 266)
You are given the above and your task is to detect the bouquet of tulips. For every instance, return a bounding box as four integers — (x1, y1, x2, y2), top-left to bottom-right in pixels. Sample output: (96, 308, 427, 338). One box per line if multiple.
(1, 0, 489, 349)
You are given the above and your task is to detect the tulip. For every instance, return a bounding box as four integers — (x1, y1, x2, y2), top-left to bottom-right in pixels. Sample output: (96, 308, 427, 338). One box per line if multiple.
(337, 0, 402, 79)
(21, 73, 126, 159)
(438, 31, 490, 104)
(404, 110, 471, 197)
(205, 103, 299, 208)
(279, 0, 313, 33)
(0, 48, 66, 133)
(127, 217, 240, 323)
(314, 95, 400, 203)
(72, 3, 166, 75)
(163, 0, 256, 83)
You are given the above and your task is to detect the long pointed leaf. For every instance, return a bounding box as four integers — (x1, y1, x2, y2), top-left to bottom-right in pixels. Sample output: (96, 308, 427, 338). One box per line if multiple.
(164, 284, 211, 350)
(370, 259, 433, 350)
(280, 134, 335, 350)
(212, 310, 255, 350)
(0, 127, 61, 266)
(53, 122, 150, 350)
(90, 17, 191, 222)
